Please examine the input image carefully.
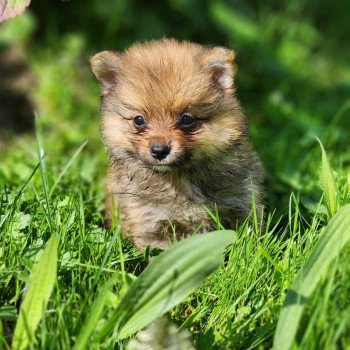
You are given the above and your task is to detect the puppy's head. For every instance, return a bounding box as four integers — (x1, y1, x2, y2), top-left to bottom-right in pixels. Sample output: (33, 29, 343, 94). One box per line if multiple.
(91, 39, 247, 171)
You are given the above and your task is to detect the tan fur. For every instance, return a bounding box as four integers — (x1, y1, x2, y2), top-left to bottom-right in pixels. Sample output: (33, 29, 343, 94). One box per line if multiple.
(91, 39, 264, 250)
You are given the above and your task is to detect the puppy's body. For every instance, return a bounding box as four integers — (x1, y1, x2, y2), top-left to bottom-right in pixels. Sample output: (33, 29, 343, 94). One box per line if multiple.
(91, 39, 264, 250)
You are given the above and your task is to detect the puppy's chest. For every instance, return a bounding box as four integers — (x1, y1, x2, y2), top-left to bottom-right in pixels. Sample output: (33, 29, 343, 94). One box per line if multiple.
(110, 167, 203, 219)
(113, 163, 241, 206)
(124, 171, 206, 205)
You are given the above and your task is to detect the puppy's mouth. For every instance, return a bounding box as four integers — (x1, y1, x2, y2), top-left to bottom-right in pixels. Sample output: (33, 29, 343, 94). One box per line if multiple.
(152, 164, 173, 172)
(150, 160, 181, 173)
(140, 150, 192, 172)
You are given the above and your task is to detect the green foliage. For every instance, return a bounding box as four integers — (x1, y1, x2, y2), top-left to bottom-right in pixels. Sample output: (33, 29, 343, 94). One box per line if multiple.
(0, 11, 35, 44)
(12, 235, 58, 350)
(74, 230, 235, 347)
(97, 230, 236, 342)
(318, 138, 338, 218)
(1, 0, 350, 349)
(73, 271, 135, 350)
(273, 204, 350, 349)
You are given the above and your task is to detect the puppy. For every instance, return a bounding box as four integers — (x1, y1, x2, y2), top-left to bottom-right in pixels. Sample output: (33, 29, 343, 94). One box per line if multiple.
(90, 39, 264, 250)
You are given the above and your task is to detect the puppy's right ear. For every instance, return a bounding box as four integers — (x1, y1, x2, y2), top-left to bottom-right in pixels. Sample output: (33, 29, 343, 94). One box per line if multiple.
(90, 51, 122, 93)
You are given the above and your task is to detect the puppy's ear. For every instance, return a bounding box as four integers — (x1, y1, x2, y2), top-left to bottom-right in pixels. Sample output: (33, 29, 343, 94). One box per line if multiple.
(90, 51, 122, 93)
(206, 47, 237, 92)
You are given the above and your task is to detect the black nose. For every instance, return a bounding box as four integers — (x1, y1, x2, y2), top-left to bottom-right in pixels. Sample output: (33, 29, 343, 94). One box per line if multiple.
(150, 144, 171, 160)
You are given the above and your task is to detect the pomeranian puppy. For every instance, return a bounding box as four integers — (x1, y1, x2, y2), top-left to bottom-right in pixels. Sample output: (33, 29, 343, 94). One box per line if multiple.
(90, 39, 264, 250)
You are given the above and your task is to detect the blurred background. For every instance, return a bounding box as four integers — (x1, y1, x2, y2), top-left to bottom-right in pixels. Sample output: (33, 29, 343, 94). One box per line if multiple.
(1, 0, 349, 218)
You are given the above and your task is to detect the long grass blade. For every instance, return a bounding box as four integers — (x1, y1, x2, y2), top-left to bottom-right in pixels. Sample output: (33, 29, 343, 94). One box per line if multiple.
(0, 162, 39, 230)
(317, 138, 338, 218)
(73, 271, 135, 350)
(49, 140, 88, 198)
(273, 204, 350, 350)
(95, 230, 236, 342)
(12, 235, 58, 350)
(35, 113, 55, 235)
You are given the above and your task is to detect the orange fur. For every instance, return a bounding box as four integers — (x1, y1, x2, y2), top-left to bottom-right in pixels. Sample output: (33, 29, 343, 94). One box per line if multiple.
(91, 39, 264, 250)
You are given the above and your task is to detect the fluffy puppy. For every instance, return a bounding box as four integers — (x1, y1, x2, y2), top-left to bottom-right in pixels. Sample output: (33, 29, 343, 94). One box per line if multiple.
(90, 39, 264, 250)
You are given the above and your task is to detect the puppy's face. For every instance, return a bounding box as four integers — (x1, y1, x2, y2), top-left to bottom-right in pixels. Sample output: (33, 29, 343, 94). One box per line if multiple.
(91, 39, 246, 171)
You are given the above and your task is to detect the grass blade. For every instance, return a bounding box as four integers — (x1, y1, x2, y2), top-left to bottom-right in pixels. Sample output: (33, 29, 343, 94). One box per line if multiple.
(12, 235, 58, 350)
(317, 138, 338, 217)
(49, 140, 88, 198)
(0, 162, 39, 230)
(96, 230, 236, 341)
(73, 271, 135, 350)
(273, 204, 350, 350)
(35, 114, 55, 235)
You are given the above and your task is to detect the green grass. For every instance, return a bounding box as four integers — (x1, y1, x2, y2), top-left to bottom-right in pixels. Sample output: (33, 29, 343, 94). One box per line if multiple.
(1, 3, 350, 349)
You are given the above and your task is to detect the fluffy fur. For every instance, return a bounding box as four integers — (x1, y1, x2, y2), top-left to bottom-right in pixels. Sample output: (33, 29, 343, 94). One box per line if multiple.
(90, 39, 264, 250)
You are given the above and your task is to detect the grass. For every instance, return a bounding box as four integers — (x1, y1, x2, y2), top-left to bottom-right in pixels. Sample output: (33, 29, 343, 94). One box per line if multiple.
(1, 150, 349, 349)
(1, 4, 350, 349)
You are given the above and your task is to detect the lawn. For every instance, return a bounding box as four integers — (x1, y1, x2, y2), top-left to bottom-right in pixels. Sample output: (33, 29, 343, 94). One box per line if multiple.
(1, 1, 350, 349)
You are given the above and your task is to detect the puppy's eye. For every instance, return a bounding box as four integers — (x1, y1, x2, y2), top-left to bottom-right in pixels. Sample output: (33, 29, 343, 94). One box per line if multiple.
(180, 114, 195, 127)
(134, 115, 146, 127)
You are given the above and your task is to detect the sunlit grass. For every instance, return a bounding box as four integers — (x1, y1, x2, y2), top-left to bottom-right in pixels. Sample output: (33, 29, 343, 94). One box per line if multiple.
(1, 112, 349, 348)
(1, 3, 350, 349)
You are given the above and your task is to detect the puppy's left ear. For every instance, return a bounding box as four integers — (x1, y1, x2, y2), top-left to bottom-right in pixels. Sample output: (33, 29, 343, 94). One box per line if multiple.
(206, 47, 237, 92)
(90, 51, 122, 94)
